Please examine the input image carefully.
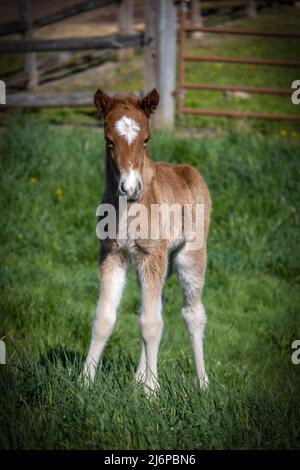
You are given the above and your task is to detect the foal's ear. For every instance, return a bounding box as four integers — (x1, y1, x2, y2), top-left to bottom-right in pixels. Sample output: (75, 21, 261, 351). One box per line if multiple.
(141, 88, 159, 117)
(94, 89, 112, 116)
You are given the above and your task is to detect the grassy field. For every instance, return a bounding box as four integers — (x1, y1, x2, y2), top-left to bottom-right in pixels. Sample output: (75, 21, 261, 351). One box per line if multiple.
(0, 114, 300, 449)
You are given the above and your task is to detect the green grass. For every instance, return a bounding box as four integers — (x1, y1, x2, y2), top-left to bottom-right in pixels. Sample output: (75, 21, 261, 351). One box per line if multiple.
(0, 115, 300, 449)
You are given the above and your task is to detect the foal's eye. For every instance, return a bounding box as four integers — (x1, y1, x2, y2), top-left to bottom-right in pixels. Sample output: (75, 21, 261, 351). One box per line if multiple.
(106, 138, 114, 148)
(144, 137, 149, 145)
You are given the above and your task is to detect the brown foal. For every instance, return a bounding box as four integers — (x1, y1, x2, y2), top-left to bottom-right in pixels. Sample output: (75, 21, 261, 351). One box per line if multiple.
(83, 89, 211, 393)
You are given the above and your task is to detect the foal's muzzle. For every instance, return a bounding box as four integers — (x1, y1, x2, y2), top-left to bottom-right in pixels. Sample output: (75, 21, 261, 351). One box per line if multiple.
(119, 180, 142, 202)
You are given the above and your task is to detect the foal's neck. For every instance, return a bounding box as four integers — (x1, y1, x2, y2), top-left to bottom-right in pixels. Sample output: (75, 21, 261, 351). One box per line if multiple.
(104, 149, 117, 202)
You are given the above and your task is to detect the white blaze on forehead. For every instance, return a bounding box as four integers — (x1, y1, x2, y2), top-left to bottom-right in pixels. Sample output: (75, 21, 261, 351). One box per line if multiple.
(115, 115, 140, 145)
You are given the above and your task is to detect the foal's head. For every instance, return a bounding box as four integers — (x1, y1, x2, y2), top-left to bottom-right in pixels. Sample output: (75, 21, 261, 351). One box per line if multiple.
(95, 88, 159, 202)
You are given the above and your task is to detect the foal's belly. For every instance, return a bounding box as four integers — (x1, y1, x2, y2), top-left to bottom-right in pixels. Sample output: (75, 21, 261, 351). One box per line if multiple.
(116, 233, 186, 264)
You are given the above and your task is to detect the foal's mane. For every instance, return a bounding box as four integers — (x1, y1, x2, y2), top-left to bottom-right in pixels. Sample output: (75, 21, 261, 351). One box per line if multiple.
(105, 93, 142, 114)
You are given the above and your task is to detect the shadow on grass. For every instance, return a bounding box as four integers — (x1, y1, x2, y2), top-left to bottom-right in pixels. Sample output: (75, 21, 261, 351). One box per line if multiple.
(38, 345, 136, 379)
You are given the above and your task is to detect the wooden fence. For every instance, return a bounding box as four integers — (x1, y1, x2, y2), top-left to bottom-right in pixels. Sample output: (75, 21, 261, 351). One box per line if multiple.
(2, 1, 299, 125)
(0, 0, 177, 128)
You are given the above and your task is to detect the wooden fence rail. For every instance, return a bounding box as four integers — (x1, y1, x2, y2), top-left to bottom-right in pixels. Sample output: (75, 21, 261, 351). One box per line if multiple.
(0, 20, 24, 36)
(184, 25, 300, 38)
(5, 92, 95, 107)
(181, 108, 300, 121)
(0, 33, 144, 53)
(183, 55, 300, 68)
(181, 83, 292, 96)
(0, 0, 115, 36)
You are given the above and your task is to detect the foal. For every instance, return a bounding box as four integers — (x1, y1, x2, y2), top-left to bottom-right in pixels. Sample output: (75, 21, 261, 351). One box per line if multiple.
(83, 89, 211, 392)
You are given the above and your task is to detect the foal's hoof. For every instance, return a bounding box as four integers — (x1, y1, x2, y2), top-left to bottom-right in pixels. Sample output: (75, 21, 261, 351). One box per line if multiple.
(135, 370, 159, 399)
(80, 365, 95, 388)
(135, 370, 146, 384)
(143, 381, 160, 400)
(80, 372, 92, 388)
(199, 373, 209, 390)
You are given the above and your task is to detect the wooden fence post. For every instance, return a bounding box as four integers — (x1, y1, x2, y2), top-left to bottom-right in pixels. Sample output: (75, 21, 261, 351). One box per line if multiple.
(118, 0, 133, 60)
(191, 0, 203, 38)
(154, 0, 177, 129)
(19, 0, 38, 90)
(247, 1, 257, 17)
(144, 0, 158, 94)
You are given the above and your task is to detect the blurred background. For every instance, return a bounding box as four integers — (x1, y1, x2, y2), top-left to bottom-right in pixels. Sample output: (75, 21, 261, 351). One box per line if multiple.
(0, 1, 300, 450)
(0, 0, 300, 131)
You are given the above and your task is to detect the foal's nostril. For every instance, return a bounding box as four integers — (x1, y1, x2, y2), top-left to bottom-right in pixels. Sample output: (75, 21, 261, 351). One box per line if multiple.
(120, 182, 127, 195)
(119, 180, 141, 200)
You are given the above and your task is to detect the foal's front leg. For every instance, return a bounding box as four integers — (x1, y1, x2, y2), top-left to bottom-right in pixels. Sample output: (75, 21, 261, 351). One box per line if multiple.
(83, 251, 127, 383)
(136, 253, 167, 393)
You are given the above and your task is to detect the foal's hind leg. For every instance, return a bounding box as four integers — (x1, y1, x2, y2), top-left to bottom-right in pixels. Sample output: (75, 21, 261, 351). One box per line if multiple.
(135, 275, 146, 383)
(175, 245, 209, 389)
(135, 342, 146, 382)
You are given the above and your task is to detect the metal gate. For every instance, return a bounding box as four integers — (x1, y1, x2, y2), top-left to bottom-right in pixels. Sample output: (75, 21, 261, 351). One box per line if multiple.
(177, 1, 300, 121)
